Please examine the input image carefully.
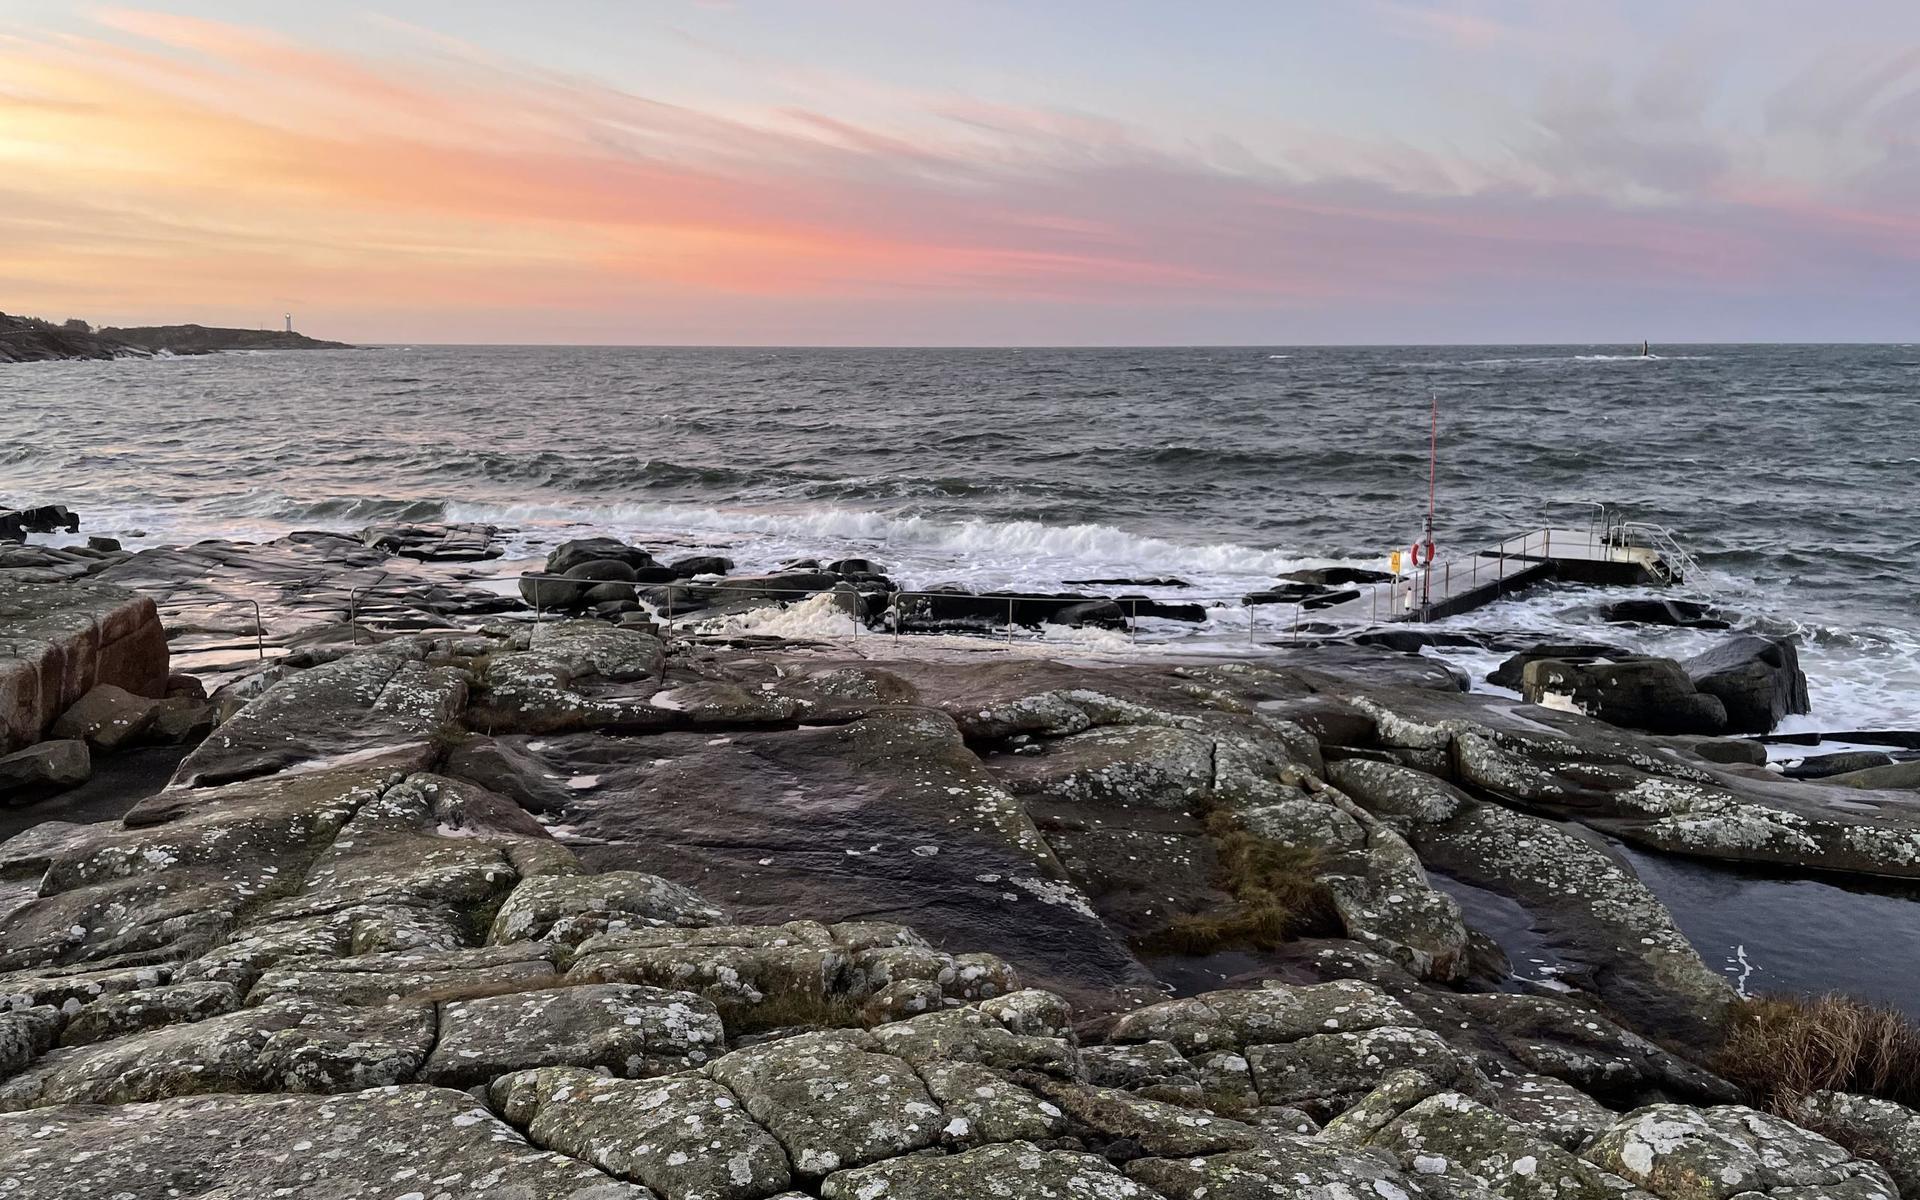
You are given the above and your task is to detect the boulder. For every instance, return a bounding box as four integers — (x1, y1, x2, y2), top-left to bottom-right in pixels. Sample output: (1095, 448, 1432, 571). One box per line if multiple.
(51, 684, 162, 750)
(1522, 657, 1728, 735)
(546, 537, 656, 575)
(1684, 636, 1810, 734)
(0, 738, 90, 803)
(1601, 598, 1730, 629)
(0, 579, 169, 753)
(1487, 642, 1638, 691)
(667, 554, 734, 577)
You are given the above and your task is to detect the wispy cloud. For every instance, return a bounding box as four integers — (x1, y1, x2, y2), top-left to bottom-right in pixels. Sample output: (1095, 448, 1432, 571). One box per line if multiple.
(0, 7, 1915, 342)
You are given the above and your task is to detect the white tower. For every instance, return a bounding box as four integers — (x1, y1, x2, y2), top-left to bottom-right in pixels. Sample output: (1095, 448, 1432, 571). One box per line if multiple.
(284, 313, 292, 334)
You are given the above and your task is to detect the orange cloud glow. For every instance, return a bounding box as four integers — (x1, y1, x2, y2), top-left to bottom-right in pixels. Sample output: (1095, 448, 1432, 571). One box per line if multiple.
(1, 9, 1915, 343)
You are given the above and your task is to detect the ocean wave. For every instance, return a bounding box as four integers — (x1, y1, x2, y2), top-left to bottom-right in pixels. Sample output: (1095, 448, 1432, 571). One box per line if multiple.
(440, 498, 1305, 578)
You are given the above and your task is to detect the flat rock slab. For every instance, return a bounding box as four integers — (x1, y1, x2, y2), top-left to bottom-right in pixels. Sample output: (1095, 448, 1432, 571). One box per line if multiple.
(822, 1141, 1163, 1200)
(0, 767, 393, 973)
(171, 648, 467, 786)
(708, 1030, 946, 1177)
(0, 578, 168, 753)
(453, 707, 1149, 1001)
(0, 995, 433, 1111)
(496, 1066, 795, 1200)
(94, 533, 519, 686)
(424, 982, 723, 1086)
(0, 1084, 648, 1199)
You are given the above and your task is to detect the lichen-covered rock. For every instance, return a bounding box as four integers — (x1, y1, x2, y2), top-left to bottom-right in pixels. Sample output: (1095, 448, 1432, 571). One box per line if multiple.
(246, 941, 558, 1006)
(1127, 1138, 1428, 1200)
(171, 648, 466, 786)
(1584, 1104, 1898, 1200)
(425, 982, 722, 1086)
(0, 962, 173, 1013)
(1082, 1041, 1199, 1091)
(822, 1140, 1159, 1200)
(566, 921, 851, 1024)
(1321, 1066, 1456, 1146)
(861, 977, 944, 1024)
(1319, 823, 1472, 983)
(1333, 757, 1735, 1037)
(495, 1066, 792, 1200)
(1027, 1077, 1273, 1156)
(0, 1084, 649, 1198)
(491, 869, 728, 944)
(57, 980, 240, 1046)
(1327, 758, 1468, 827)
(919, 1059, 1069, 1144)
(1110, 980, 1423, 1056)
(867, 1006, 1081, 1076)
(979, 986, 1074, 1037)
(0, 1005, 61, 1078)
(708, 1030, 944, 1177)
(1247, 1025, 1467, 1117)
(1452, 994, 1735, 1106)
(1485, 1072, 1618, 1152)
(0, 996, 434, 1111)
(0, 767, 394, 973)
(1371, 1092, 1650, 1200)
(1793, 1091, 1920, 1197)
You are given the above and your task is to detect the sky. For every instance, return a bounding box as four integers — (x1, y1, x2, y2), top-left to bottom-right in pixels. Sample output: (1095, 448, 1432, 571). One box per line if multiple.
(1, 2, 1916, 345)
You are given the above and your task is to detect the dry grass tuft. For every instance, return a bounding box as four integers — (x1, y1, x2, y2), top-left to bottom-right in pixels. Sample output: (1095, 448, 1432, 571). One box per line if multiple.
(1138, 813, 1338, 956)
(1714, 993, 1920, 1114)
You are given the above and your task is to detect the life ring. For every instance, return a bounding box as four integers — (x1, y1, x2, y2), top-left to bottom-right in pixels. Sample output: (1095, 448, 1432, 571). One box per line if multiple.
(1409, 540, 1436, 567)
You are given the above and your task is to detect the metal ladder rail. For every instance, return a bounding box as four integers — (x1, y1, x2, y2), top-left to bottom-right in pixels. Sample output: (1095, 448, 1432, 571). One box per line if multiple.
(1619, 522, 1707, 590)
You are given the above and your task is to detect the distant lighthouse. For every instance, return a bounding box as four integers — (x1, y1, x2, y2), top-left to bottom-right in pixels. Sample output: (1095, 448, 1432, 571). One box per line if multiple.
(284, 313, 293, 334)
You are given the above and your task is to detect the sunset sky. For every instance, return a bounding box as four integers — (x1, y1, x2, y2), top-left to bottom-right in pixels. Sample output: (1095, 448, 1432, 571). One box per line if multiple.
(2, 2, 1916, 344)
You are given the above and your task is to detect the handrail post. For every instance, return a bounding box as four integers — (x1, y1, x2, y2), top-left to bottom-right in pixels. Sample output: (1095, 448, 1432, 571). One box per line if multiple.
(1006, 597, 1014, 643)
(249, 598, 264, 660)
(1128, 598, 1137, 647)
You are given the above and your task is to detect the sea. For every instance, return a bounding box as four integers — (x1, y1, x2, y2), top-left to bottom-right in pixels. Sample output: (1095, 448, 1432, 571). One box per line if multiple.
(3, 343, 1917, 731)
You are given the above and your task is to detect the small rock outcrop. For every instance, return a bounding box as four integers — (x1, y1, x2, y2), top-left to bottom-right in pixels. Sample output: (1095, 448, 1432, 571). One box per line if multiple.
(0, 580, 169, 753)
(1684, 636, 1812, 734)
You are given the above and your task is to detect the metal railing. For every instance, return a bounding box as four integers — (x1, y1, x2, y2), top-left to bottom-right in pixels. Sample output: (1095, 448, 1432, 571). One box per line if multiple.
(1617, 522, 1707, 589)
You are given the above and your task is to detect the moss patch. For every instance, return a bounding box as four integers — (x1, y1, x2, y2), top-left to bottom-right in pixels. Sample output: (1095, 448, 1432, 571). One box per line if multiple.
(1136, 810, 1338, 955)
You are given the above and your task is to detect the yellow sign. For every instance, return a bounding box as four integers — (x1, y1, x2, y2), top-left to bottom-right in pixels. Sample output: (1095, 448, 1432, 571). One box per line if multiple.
(1389, 549, 1403, 575)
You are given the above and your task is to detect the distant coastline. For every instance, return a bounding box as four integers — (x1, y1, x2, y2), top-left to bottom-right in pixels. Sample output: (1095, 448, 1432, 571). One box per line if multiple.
(0, 312, 351, 362)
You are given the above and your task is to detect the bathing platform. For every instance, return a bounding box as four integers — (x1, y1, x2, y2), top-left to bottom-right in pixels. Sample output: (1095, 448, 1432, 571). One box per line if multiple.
(1292, 522, 1699, 629)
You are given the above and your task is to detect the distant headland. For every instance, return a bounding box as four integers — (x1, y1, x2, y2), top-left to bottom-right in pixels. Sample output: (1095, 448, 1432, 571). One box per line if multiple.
(0, 312, 352, 362)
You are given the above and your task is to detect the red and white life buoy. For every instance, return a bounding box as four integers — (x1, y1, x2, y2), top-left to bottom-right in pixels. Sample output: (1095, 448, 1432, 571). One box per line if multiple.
(1409, 540, 1436, 567)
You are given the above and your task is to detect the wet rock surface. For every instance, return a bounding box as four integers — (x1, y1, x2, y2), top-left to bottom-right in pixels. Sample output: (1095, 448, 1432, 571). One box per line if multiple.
(0, 596, 1915, 1198)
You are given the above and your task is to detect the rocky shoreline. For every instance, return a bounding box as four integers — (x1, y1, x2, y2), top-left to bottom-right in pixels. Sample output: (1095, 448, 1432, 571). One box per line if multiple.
(0, 312, 351, 362)
(3, 522, 1920, 1198)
